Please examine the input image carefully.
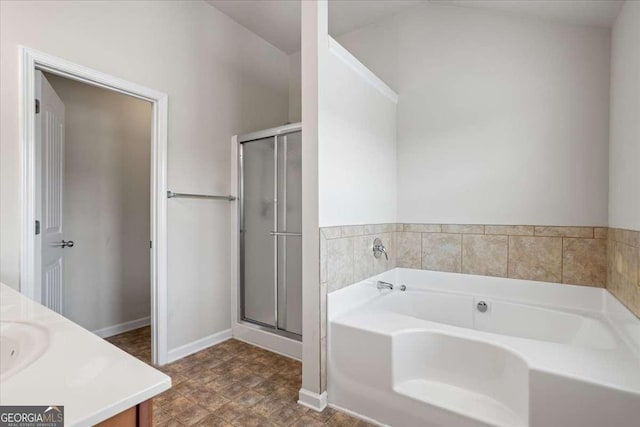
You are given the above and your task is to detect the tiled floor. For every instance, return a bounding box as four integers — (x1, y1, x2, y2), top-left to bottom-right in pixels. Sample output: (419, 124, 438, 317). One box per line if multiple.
(107, 327, 371, 427)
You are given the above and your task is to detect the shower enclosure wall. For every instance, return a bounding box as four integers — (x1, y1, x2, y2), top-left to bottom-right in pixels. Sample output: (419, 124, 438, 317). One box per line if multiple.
(237, 123, 302, 344)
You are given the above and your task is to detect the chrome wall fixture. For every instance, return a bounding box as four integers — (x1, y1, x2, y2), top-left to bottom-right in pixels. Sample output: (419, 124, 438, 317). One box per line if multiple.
(167, 190, 236, 201)
(373, 237, 388, 260)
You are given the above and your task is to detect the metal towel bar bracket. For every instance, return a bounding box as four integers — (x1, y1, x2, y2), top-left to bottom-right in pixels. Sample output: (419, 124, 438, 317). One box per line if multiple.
(167, 190, 236, 201)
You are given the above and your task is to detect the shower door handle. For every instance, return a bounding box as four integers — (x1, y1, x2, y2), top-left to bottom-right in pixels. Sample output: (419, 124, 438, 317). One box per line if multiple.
(269, 231, 302, 237)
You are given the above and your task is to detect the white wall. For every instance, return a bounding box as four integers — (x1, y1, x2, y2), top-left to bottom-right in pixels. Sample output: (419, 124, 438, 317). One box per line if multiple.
(45, 73, 152, 334)
(289, 51, 302, 123)
(337, 3, 611, 226)
(609, 0, 640, 231)
(0, 1, 289, 352)
(300, 0, 323, 399)
(318, 39, 397, 227)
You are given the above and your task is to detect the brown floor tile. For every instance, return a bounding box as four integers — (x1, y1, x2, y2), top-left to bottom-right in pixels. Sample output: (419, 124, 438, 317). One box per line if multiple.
(220, 382, 249, 399)
(194, 414, 234, 427)
(232, 413, 278, 427)
(235, 390, 265, 408)
(165, 396, 198, 418)
(291, 416, 327, 427)
(253, 380, 282, 396)
(325, 412, 360, 427)
(308, 408, 337, 423)
(107, 328, 363, 427)
(156, 418, 185, 427)
(211, 402, 246, 423)
(186, 390, 230, 412)
(177, 404, 210, 426)
(268, 405, 302, 426)
(251, 396, 287, 418)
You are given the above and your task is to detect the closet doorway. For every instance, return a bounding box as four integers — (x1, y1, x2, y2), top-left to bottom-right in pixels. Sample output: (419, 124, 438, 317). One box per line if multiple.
(19, 48, 169, 364)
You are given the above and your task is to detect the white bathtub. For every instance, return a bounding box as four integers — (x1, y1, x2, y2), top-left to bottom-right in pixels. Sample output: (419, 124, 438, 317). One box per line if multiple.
(328, 268, 640, 427)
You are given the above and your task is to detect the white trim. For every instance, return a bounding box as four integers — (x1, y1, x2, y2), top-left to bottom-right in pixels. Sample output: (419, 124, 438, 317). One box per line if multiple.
(328, 36, 399, 104)
(298, 389, 328, 412)
(237, 122, 302, 143)
(328, 403, 388, 427)
(92, 317, 151, 339)
(233, 323, 302, 360)
(166, 329, 232, 363)
(18, 46, 169, 365)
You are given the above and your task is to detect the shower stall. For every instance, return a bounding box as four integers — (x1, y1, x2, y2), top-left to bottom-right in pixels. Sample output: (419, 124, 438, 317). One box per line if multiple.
(237, 123, 302, 342)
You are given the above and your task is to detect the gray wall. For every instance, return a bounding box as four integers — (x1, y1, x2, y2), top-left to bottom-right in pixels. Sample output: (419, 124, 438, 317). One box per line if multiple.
(0, 0, 290, 353)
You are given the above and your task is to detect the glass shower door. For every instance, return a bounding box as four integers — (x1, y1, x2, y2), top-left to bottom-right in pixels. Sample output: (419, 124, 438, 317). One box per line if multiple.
(240, 130, 302, 339)
(277, 131, 302, 336)
(241, 137, 276, 328)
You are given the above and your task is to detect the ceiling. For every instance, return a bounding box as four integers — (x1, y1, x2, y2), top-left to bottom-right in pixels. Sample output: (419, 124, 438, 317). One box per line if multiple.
(206, 0, 624, 54)
(206, 0, 424, 54)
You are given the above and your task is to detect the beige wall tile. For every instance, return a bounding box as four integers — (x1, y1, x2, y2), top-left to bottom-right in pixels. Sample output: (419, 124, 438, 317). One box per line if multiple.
(403, 224, 441, 233)
(612, 228, 640, 247)
(594, 227, 608, 239)
(320, 282, 327, 339)
(353, 235, 374, 282)
(485, 225, 534, 236)
(562, 238, 606, 287)
(321, 227, 342, 239)
(340, 225, 365, 238)
(508, 236, 562, 282)
(364, 223, 396, 234)
(326, 237, 354, 292)
(607, 239, 640, 318)
(442, 224, 485, 234)
(320, 231, 327, 285)
(422, 233, 462, 273)
(397, 232, 421, 268)
(534, 226, 593, 238)
(320, 336, 327, 392)
(462, 235, 508, 277)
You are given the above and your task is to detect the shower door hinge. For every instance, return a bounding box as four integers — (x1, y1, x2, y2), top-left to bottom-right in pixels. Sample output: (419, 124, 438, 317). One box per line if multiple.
(35, 99, 40, 114)
(35, 220, 40, 235)
(149, 240, 153, 249)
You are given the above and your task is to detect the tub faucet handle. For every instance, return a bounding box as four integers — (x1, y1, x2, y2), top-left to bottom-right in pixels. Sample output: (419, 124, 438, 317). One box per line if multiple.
(373, 237, 388, 260)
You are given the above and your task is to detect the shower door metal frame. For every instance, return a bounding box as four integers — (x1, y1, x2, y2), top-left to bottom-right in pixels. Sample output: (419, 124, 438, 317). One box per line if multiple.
(238, 123, 302, 341)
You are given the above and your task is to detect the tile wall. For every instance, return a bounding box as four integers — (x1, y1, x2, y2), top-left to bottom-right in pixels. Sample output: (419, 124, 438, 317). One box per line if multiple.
(397, 224, 608, 287)
(607, 228, 640, 318)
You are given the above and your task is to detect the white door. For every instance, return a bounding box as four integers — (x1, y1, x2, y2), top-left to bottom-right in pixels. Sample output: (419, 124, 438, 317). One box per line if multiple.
(35, 70, 66, 313)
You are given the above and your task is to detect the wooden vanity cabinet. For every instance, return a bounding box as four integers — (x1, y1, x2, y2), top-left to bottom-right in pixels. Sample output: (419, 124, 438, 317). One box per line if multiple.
(95, 399, 152, 427)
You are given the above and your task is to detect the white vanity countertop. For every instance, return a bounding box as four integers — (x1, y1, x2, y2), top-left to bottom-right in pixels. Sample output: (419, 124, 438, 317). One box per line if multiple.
(0, 284, 171, 426)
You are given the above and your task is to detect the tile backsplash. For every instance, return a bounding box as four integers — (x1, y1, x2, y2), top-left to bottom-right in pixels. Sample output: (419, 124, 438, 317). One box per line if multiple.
(322, 223, 609, 294)
(320, 223, 399, 292)
(607, 228, 640, 318)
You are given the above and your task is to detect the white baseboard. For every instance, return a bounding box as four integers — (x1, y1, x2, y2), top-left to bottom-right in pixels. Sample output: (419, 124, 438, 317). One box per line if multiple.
(167, 328, 232, 363)
(92, 316, 150, 338)
(298, 389, 328, 412)
(233, 323, 302, 360)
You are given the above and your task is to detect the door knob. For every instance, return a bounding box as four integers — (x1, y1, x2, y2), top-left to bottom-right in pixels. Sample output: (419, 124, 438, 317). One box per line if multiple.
(53, 240, 74, 248)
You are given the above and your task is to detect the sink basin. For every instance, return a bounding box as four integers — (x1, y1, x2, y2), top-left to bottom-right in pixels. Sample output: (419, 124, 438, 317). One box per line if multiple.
(0, 321, 50, 381)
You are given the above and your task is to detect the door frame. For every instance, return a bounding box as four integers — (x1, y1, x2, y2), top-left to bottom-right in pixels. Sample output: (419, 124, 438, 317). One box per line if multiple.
(18, 46, 169, 365)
